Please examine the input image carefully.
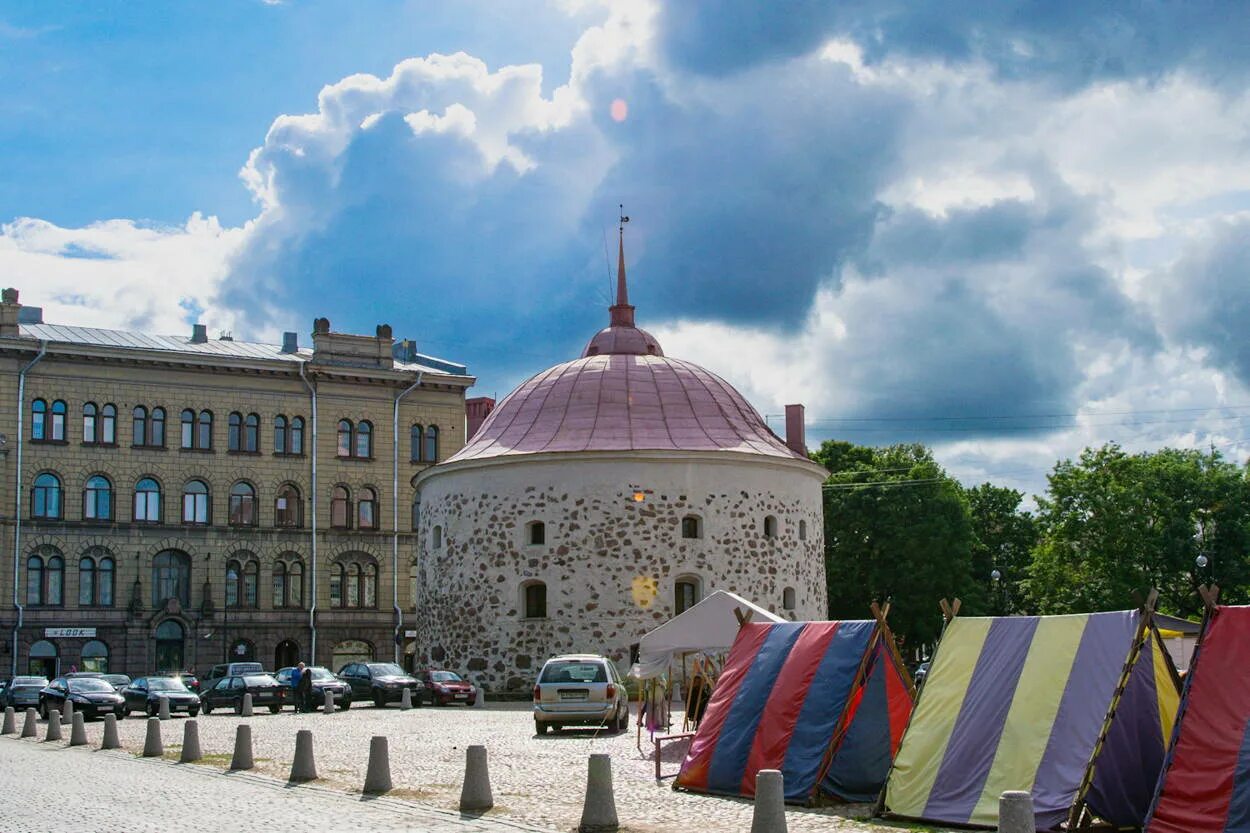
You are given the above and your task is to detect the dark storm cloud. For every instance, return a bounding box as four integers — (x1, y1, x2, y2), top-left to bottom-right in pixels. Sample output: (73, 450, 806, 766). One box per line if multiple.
(659, 1, 1250, 87)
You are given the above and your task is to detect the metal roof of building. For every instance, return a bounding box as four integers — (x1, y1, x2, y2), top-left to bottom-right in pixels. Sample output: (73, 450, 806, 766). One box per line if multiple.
(18, 322, 464, 376)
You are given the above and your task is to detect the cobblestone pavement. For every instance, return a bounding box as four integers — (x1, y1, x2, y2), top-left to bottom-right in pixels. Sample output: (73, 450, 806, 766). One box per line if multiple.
(3, 704, 923, 833)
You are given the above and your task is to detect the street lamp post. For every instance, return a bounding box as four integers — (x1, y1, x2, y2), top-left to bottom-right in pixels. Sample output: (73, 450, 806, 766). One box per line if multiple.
(990, 569, 1003, 615)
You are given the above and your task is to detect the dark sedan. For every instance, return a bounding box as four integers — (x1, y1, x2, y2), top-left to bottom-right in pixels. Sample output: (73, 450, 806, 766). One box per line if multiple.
(39, 676, 124, 720)
(2, 676, 47, 709)
(276, 666, 352, 709)
(416, 669, 478, 706)
(122, 677, 201, 717)
(337, 662, 422, 708)
(200, 673, 287, 714)
(103, 674, 131, 692)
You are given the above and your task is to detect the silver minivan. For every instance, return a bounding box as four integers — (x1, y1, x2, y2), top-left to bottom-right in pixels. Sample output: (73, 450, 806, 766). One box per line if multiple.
(532, 654, 629, 735)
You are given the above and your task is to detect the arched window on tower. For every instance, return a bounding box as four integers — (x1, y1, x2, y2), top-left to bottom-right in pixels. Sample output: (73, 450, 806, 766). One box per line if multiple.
(681, 515, 703, 539)
(763, 515, 779, 539)
(424, 425, 438, 462)
(410, 424, 423, 462)
(522, 581, 547, 619)
(675, 575, 701, 615)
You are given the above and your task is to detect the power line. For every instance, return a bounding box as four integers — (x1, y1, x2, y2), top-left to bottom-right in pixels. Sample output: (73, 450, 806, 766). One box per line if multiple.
(769, 403, 1250, 423)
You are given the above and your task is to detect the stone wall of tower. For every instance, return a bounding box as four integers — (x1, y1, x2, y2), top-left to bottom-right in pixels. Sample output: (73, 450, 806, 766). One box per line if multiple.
(413, 454, 827, 691)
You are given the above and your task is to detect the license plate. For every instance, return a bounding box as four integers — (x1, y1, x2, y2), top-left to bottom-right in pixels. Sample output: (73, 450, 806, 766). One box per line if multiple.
(454, 693, 467, 699)
(559, 690, 588, 701)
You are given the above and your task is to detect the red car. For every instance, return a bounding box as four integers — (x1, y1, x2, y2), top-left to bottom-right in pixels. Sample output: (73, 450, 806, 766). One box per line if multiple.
(416, 669, 478, 706)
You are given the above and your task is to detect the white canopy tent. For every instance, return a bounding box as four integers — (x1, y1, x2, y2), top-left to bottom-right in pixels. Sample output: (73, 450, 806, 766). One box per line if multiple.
(629, 590, 785, 679)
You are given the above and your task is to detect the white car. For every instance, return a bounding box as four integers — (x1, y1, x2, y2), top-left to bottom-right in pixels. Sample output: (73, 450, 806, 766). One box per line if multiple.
(532, 654, 629, 735)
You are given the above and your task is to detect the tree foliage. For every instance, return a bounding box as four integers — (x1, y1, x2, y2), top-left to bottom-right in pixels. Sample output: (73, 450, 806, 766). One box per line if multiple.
(966, 483, 1037, 614)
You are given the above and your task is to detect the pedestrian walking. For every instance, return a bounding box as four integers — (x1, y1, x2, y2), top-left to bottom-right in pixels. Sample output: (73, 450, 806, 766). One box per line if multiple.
(295, 662, 312, 713)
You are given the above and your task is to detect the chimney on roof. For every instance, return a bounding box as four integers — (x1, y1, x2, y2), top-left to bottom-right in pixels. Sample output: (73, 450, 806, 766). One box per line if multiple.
(218, 331, 233, 342)
(191, 323, 208, 344)
(0, 288, 21, 337)
(281, 332, 299, 353)
(784, 404, 807, 457)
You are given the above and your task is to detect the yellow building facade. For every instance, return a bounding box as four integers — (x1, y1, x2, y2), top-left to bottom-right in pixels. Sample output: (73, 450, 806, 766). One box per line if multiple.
(0, 289, 472, 679)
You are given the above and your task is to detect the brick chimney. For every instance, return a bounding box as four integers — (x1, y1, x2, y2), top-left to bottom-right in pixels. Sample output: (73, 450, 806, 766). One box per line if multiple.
(0, 288, 22, 337)
(466, 397, 496, 440)
(784, 404, 807, 457)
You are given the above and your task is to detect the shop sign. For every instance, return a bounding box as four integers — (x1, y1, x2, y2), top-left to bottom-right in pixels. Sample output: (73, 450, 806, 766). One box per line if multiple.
(44, 627, 96, 638)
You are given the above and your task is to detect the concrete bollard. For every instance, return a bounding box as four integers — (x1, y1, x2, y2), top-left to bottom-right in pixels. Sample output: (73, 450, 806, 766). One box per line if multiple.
(323, 688, 335, 715)
(750, 769, 787, 833)
(143, 717, 163, 757)
(101, 713, 120, 750)
(240, 693, 253, 717)
(290, 729, 317, 782)
(230, 724, 254, 770)
(1, 706, 15, 735)
(998, 791, 1036, 833)
(400, 687, 412, 710)
(473, 686, 485, 707)
(578, 753, 619, 833)
(61, 699, 73, 725)
(180, 719, 202, 763)
(158, 695, 171, 721)
(21, 708, 38, 738)
(70, 712, 87, 747)
(459, 744, 494, 813)
(45, 710, 63, 742)
(363, 735, 393, 794)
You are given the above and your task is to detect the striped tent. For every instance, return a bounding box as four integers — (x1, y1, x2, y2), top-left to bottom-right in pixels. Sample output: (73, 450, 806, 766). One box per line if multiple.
(880, 610, 1180, 831)
(1147, 604, 1250, 833)
(674, 618, 913, 804)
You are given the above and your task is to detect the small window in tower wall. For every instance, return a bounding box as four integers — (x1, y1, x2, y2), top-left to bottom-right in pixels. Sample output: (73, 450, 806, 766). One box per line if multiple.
(527, 521, 545, 546)
(681, 515, 702, 539)
(783, 587, 796, 610)
(764, 515, 779, 538)
(799, 519, 807, 541)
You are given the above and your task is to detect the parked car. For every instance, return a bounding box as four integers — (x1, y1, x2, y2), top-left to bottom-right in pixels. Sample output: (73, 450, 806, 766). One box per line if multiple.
(102, 674, 131, 692)
(39, 676, 124, 720)
(415, 669, 477, 706)
(180, 673, 200, 693)
(275, 666, 352, 709)
(200, 661, 265, 693)
(913, 661, 931, 688)
(2, 676, 47, 709)
(122, 677, 201, 717)
(532, 654, 629, 735)
(199, 673, 286, 714)
(337, 662, 422, 708)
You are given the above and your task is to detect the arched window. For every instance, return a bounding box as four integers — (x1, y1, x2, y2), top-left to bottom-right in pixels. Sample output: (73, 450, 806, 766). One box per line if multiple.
(197, 410, 213, 449)
(182, 480, 210, 525)
(134, 477, 162, 523)
(432, 524, 443, 549)
(101, 404, 117, 444)
(289, 417, 304, 455)
(26, 554, 43, 605)
(763, 515, 779, 539)
(799, 519, 808, 541)
(364, 563, 378, 607)
(32, 399, 47, 441)
(357, 487, 378, 530)
(32, 472, 62, 519)
(28, 639, 57, 677)
(329, 563, 344, 608)
(78, 556, 95, 606)
(225, 560, 240, 608)
(288, 560, 304, 607)
(410, 424, 423, 461)
(275, 484, 302, 528)
(150, 407, 166, 446)
(272, 561, 287, 608)
(226, 556, 259, 608)
(99, 556, 114, 607)
(82, 402, 97, 443)
(153, 550, 191, 607)
(331, 486, 351, 529)
(331, 555, 377, 608)
(331, 639, 373, 669)
(244, 413, 259, 452)
(522, 581, 547, 619)
(336, 420, 353, 457)
(81, 639, 109, 673)
(347, 563, 361, 607)
(783, 587, 796, 611)
(180, 409, 195, 448)
(526, 521, 546, 546)
(50, 399, 66, 441)
(132, 406, 148, 446)
(424, 425, 439, 463)
(681, 515, 703, 539)
(154, 620, 184, 674)
(355, 421, 373, 458)
(228, 481, 257, 526)
(274, 415, 288, 453)
(411, 494, 421, 531)
(46, 555, 64, 606)
(675, 576, 701, 615)
(228, 412, 242, 451)
(83, 475, 112, 521)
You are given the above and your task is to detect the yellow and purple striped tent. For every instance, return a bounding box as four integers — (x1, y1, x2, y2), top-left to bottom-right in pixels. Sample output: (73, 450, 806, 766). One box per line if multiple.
(880, 610, 1180, 831)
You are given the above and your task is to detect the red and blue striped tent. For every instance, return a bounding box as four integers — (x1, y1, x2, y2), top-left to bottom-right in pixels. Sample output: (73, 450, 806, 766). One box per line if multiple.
(1147, 604, 1250, 833)
(880, 610, 1181, 831)
(674, 619, 913, 804)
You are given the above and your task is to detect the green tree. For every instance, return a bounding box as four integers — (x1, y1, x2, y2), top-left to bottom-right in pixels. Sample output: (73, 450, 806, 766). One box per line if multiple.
(814, 441, 980, 648)
(967, 483, 1037, 614)
(1027, 444, 1250, 617)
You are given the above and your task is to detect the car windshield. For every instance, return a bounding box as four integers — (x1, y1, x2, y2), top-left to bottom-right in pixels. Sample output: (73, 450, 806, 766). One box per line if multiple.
(431, 671, 462, 682)
(310, 668, 336, 681)
(68, 679, 115, 693)
(103, 675, 130, 685)
(540, 661, 608, 684)
(367, 663, 405, 676)
(243, 675, 277, 687)
(13, 677, 46, 687)
(147, 678, 188, 692)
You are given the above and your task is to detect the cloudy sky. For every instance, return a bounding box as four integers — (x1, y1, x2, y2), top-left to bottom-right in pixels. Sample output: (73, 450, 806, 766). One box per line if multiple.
(4, 0, 1250, 499)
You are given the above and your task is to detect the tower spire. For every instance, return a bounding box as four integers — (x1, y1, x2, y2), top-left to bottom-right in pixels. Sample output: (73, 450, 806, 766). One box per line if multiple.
(610, 205, 634, 327)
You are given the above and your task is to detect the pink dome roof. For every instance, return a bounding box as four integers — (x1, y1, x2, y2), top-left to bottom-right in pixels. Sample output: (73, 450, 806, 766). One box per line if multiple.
(446, 353, 805, 463)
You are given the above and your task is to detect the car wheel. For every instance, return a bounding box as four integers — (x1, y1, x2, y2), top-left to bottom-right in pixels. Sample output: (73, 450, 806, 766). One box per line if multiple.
(147, 701, 158, 718)
(122, 707, 131, 719)
(342, 698, 351, 710)
(536, 721, 548, 735)
(39, 701, 48, 720)
(234, 702, 243, 716)
(202, 703, 213, 715)
(268, 704, 281, 714)
(188, 708, 199, 718)
(373, 691, 385, 708)
(617, 708, 630, 733)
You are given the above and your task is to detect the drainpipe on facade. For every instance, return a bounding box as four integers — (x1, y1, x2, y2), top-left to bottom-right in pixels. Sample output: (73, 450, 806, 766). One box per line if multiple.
(392, 372, 423, 663)
(298, 362, 318, 664)
(12, 341, 48, 678)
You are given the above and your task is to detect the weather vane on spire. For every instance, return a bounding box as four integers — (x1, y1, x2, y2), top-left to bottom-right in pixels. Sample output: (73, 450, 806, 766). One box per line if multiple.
(619, 203, 629, 235)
